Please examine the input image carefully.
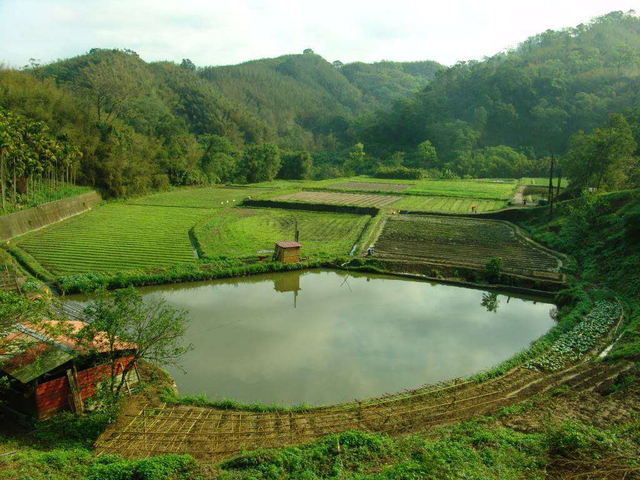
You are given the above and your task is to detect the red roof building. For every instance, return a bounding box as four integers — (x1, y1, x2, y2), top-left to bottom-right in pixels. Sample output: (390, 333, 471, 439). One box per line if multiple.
(0, 320, 138, 420)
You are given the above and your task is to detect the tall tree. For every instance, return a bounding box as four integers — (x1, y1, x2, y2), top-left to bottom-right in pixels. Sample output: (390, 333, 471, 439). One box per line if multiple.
(344, 142, 366, 175)
(237, 143, 281, 183)
(79, 287, 191, 398)
(79, 54, 146, 125)
(566, 113, 637, 190)
(277, 151, 313, 180)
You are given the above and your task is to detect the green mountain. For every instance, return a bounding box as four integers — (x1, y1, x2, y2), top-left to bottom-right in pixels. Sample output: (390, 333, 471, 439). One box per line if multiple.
(1, 11, 640, 196)
(340, 60, 442, 109)
(361, 11, 640, 166)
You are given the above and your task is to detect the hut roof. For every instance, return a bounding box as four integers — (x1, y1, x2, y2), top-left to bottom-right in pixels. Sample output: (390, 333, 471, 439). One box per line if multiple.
(0, 320, 134, 384)
(275, 241, 302, 249)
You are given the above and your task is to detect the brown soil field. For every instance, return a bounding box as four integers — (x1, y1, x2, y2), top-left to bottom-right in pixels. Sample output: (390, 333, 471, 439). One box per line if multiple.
(325, 182, 413, 192)
(95, 360, 634, 463)
(373, 214, 562, 276)
(274, 191, 402, 208)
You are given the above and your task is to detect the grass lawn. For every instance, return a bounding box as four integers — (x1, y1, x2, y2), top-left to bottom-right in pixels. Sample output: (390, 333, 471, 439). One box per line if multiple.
(194, 208, 370, 261)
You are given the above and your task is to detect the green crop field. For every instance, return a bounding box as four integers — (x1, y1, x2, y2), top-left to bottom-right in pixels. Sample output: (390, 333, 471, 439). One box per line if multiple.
(273, 191, 402, 208)
(129, 186, 260, 208)
(8, 180, 519, 278)
(195, 208, 370, 260)
(393, 196, 507, 213)
(14, 204, 216, 276)
(325, 177, 517, 200)
(519, 177, 569, 187)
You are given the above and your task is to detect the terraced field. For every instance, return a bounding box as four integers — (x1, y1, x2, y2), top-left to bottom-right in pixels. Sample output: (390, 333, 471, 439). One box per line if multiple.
(129, 187, 257, 208)
(14, 204, 215, 275)
(97, 356, 632, 462)
(325, 181, 412, 192)
(274, 191, 402, 208)
(373, 215, 561, 275)
(404, 179, 516, 199)
(325, 177, 517, 200)
(394, 196, 506, 213)
(195, 208, 370, 260)
(519, 177, 569, 187)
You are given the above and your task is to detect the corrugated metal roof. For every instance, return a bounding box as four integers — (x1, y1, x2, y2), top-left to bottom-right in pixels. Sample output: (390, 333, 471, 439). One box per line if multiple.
(0, 320, 135, 384)
(275, 241, 302, 248)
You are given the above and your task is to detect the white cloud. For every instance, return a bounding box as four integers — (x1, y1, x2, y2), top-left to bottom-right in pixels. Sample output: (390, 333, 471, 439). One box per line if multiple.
(1, 0, 638, 68)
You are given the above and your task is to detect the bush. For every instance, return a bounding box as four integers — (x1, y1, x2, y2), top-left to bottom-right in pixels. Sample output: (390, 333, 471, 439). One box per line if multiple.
(87, 455, 197, 480)
(484, 257, 502, 283)
(374, 166, 424, 180)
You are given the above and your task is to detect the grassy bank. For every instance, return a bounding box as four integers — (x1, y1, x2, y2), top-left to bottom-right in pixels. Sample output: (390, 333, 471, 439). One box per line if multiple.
(517, 189, 640, 359)
(212, 417, 640, 479)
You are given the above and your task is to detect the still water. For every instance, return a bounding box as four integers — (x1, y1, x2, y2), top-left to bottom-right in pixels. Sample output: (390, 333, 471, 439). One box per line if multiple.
(88, 269, 555, 406)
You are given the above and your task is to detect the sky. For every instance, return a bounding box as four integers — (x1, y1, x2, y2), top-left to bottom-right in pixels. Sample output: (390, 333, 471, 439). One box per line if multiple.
(1, 0, 639, 68)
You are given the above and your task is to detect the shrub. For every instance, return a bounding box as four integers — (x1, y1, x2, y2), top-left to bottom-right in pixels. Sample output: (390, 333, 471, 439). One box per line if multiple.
(374, 166, 424, 180)
(484, 257, 502, 283)
(87, 455, 197, 480)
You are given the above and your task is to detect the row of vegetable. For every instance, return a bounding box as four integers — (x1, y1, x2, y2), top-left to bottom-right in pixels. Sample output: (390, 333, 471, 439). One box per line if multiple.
(525, 300, 621, 371)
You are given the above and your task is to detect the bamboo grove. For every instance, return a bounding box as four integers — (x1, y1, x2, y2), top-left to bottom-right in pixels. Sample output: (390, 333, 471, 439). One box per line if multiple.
(0, 108, 82, 213)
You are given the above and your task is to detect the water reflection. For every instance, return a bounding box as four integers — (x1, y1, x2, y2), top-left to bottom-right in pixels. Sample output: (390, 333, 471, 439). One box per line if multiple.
(481, 292, 500, 313)
(66, 269, 555, 406)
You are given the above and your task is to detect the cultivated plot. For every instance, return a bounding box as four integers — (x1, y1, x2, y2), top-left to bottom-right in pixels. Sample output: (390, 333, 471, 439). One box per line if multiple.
(128, 187, 259, 209)
(324, 177, 517, 200)
(325, 181, 413, 192)
(519, 177, 569, 188)
(15, 204, 215, 275)
(393, 196, 506, 213)
(403, 179, 516, 200)
(274, 191, 402, 208)
(374, 215, 561, 274)
(195, 208, 370, 260)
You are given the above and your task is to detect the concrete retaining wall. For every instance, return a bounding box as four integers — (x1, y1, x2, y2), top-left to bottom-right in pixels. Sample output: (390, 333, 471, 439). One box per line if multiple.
(0, 191, 102, 242)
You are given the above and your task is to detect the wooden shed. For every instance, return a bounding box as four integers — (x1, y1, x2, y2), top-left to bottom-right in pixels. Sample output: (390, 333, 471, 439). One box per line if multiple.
(274, 241, 302, 264)
(0, 320, 138, 420)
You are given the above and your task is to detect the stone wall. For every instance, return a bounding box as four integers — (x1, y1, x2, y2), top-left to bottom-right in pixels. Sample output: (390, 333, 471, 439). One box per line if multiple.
(0, 191, 102, 242)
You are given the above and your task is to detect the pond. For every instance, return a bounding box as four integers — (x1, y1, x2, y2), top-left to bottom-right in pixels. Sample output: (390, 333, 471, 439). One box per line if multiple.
(67, 269, 555, 406)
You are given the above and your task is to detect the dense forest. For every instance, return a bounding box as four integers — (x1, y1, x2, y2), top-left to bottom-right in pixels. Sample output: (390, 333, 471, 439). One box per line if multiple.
(0, 10, 639, 200)
(362, 11, 640, 182)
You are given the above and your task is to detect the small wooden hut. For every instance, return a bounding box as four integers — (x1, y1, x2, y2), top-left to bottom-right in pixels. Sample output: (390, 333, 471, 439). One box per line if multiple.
(0, 321, 138, 420)
(274, 241, 302, 264)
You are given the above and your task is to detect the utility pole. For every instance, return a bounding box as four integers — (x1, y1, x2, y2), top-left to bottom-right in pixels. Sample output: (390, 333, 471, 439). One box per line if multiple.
(548, 154, 555, 220)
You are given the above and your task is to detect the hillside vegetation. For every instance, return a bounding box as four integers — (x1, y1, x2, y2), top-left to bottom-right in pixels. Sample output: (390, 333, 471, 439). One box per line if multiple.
(361, 11, 640, 178)
(1, 11, 640, 201)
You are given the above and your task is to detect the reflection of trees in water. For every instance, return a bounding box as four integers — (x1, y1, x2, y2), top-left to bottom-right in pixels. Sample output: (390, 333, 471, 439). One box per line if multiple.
(481, 292, 500, 313)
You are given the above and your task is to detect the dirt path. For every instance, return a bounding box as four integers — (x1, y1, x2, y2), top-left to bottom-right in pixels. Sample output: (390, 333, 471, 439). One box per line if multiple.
(512, 185, 526, 205)
(94, 359, 633, 463)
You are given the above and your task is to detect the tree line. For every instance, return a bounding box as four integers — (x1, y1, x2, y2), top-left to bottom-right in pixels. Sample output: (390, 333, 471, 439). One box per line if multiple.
(1, 11, 640, 198)
(358, 11, 640, 187)
(0, 108, 82, 212)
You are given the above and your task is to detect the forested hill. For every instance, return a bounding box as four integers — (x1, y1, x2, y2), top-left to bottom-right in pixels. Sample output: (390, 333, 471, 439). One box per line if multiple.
(360, 11, 640, 170)
(199, 53, 442, 149)
(1, 11, 640, 197)
(37, 49, 442, 151)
